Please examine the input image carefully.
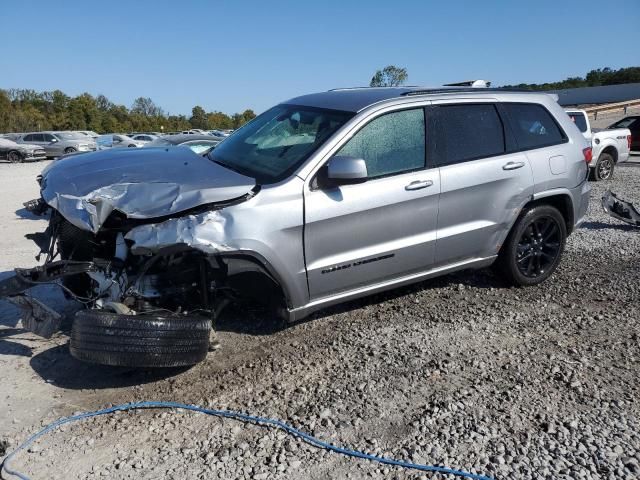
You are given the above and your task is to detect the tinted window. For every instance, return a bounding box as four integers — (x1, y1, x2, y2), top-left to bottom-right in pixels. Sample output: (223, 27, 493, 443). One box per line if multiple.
(33, 134, 45, 142)
(436, 104, 505, 165)
(22, 134, 33, 142)
(337, 108, 425, 178)
(43, 134, 55, 142)
(609, 117, 638, 130)
(503, 103, 566, 150)
(567, 112, 588, 132)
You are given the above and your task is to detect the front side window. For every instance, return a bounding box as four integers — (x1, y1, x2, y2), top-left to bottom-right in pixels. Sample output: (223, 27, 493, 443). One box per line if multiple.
(503, 103, 566, 150)
(22, 134, 33, 142)
(210, 105, 353, 183)
(436, 104, 505, 166)
(33, 134, 45, 142)
(43, 134, 55, 142)
(336, 108, 425, 178)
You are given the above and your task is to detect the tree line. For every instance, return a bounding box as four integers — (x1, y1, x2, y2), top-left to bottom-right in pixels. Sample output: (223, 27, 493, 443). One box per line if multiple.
(0, 88, 256, 134)
(501, 66, 640, 90)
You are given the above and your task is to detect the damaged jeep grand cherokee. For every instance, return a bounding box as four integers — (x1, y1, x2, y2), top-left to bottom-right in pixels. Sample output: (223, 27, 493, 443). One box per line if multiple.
(1, 87, 591, 367)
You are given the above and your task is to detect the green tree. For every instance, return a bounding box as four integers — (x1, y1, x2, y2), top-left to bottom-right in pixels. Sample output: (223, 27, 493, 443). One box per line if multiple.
(370, 65, 408, 87)
(190, 106, 209, 129)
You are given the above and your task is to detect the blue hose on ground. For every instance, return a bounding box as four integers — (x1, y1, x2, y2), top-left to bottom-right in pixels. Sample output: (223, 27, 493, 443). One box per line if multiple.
(1, 401, 494, 480)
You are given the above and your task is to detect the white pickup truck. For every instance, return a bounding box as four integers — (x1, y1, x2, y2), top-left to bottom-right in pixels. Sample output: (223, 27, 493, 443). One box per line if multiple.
(565, 109, 631, 181)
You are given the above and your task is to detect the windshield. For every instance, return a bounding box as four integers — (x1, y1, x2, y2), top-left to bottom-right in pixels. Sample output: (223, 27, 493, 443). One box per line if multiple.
(54, 132, 86, 140)
(567, 112, 588, 133)
(209, 105, 353, 183)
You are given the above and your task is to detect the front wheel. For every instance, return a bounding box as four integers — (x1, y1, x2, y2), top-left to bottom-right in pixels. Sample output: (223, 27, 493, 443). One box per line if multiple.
(496, 205, 567, 286)
(593, 153, 615, 181)
(70, 310, 212, 367)
(7, 151, 23, 163)
(64, 147, 77, 154)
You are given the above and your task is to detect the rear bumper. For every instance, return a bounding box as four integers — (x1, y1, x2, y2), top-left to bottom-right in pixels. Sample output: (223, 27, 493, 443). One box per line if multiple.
(570, 179, 591, 229)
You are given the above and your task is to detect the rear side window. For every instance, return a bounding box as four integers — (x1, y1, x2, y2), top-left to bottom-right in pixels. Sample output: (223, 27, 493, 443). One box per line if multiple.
(436, 104, 505, 166)
(33, 134, 45, 142)
(567, 112, 588, 132)
(337, 108, 425, 178)
(503, 103, 566, 150)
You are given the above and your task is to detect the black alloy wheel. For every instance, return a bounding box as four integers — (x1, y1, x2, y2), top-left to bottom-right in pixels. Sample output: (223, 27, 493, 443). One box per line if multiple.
(515, 216, 562, 278)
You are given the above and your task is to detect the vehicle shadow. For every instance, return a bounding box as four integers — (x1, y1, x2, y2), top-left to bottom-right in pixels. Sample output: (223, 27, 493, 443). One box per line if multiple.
(580, 220, 638, 232)
(216, 267, 503, 335)
(29, 345, 190, 390)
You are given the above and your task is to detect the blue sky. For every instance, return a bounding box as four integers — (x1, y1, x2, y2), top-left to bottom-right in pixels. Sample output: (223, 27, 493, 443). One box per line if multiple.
(1, 0, 638, 115)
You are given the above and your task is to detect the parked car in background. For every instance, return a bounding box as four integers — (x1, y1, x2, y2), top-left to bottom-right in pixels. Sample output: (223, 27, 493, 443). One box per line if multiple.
(209, 129, 231, 137)
(607, 116, 639, 152)
(181, 129, 208, 135)
(130, 134, 159, 144)
(17, 131, 97, 158)
(0, 137, 47, 163)
(1, 133, 24, 141)
(565, 109, 631, 181)
(143, 134, 221, 154)
(96, 134, 145, 150)
(77, 130, 100, 139)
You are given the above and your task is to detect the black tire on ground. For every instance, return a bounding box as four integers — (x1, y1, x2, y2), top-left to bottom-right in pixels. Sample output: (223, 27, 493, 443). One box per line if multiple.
(64, 147, 76, 154)
(496, 205, 567, 287)
(593, 153, 615, 181)
(7, 151, 23, 163)
(70, 310, 212, 367)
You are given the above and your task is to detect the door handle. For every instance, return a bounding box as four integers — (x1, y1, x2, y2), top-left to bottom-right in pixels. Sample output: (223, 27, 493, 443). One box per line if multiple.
(405, 180, 433, 191)
(502, 161, 526, 170)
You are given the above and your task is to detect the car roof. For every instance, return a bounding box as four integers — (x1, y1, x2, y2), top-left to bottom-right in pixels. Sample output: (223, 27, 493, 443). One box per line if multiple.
(283, 87, 554, 113)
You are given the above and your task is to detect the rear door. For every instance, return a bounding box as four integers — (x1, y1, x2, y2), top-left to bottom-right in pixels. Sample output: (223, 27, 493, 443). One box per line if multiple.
(432, 102, 534, 266)
(304, 106, 441, 300)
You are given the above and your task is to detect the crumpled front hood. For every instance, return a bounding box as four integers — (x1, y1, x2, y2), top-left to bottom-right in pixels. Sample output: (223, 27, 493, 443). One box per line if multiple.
(41, 147, 256, 233)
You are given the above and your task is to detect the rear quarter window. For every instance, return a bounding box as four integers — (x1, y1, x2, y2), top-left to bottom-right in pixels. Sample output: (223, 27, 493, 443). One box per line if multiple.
(567, 112, 588, 133)
(503, 103, 566, 150)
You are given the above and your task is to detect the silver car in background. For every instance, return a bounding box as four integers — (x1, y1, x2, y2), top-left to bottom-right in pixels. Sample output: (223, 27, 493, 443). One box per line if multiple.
(0, 138, 47, 163)
(17, 131, 97, 158)
(96, 134, 145, 149)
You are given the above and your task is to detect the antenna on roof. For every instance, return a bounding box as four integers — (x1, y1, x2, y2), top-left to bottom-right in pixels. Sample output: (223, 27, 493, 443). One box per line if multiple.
(443, 80, 491, 88)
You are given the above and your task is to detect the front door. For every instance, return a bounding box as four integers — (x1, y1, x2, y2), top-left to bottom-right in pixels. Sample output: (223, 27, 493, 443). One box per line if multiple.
(304, 107, 440, 300)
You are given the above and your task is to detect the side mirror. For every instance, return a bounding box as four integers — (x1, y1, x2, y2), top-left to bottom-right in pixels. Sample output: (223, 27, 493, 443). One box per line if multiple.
(50, 138, 58, 143)
(97, 135, 114, 149)
(326, 156, 368, 186)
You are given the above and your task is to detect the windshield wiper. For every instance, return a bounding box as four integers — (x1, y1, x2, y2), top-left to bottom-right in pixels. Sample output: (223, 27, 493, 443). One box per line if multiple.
(210, 156, 247, 177)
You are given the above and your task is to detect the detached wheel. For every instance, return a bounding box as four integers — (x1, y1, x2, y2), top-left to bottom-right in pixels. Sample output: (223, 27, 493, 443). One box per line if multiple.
(594, 153, 614, 181)
(70, 310, 211, 367)
(497, 205, 566, 286)
(7, 151, 23, 163)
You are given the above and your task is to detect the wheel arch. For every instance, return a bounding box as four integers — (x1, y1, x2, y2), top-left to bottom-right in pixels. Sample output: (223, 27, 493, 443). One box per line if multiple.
(526, 192, 574, 234)
(599, 145, 618, 163)
(218, 252, 292, 310)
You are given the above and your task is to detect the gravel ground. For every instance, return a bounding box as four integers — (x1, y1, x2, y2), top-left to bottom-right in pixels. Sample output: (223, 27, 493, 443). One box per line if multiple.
(1, 159, 639, 480)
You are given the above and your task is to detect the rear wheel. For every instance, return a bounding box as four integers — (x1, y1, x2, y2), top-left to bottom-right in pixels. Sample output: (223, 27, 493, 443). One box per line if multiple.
(70, 310, 211, 367)
(7, 151, 23, 163)
(594, 153, 614, 181)
(496, 205, 566, 286)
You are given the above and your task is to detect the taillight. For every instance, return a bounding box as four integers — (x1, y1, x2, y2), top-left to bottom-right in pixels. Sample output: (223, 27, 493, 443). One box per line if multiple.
(628, 135, 632, 150)
(583, 147, 592, 163)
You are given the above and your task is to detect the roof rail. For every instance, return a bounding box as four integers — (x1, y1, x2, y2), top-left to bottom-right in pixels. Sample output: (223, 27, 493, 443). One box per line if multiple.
(400, 87, 534, 97)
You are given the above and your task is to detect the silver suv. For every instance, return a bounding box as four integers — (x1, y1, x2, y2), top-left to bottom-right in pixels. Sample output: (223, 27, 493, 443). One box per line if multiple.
(3, 87, 591, 368)
(17, 131, 97, 158)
